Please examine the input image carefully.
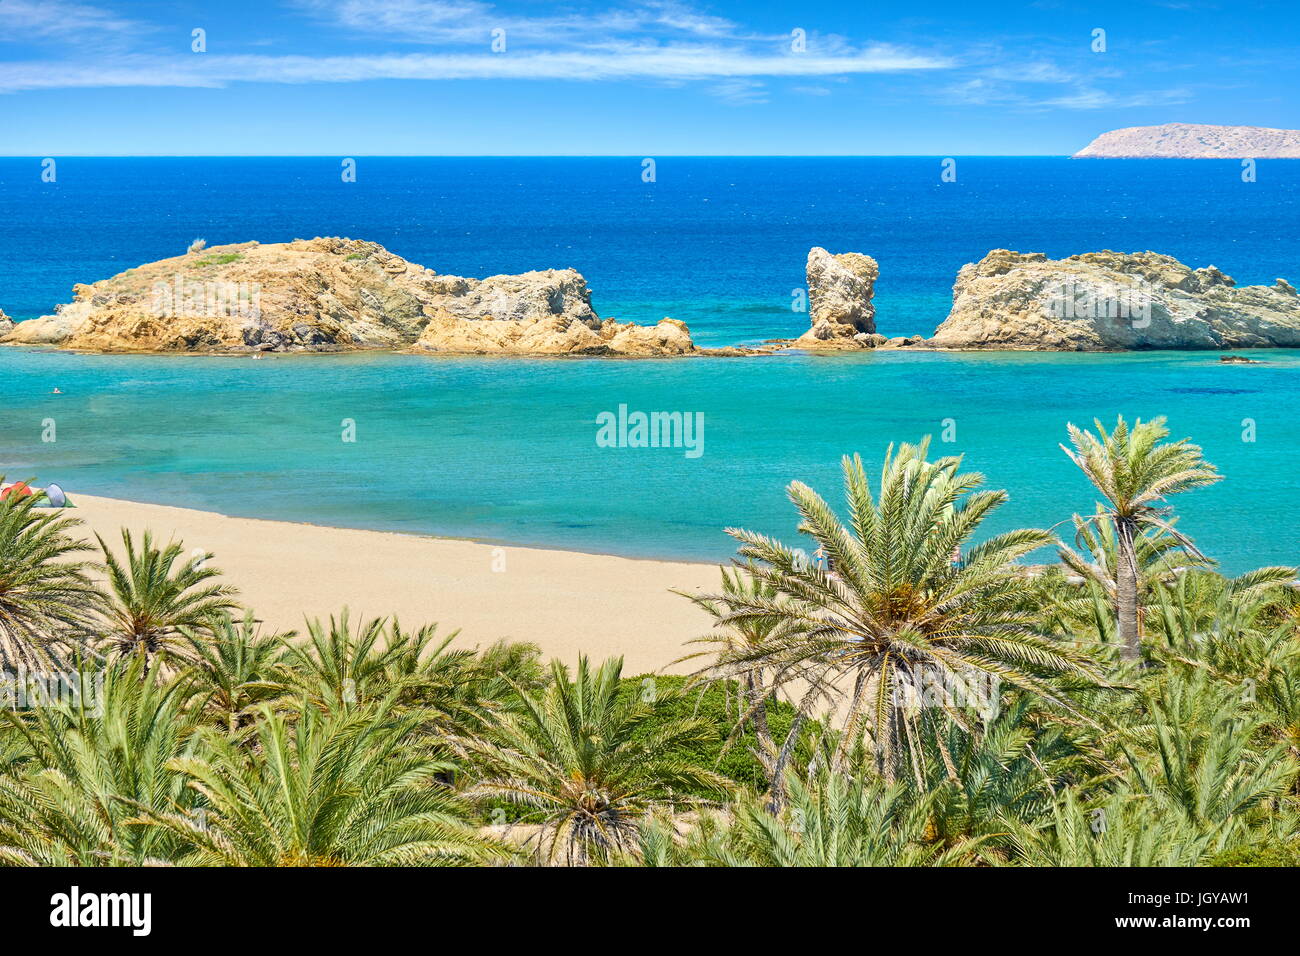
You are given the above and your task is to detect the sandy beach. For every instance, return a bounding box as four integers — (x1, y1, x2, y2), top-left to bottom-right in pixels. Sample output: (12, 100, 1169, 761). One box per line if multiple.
(64, 493, 721, 675)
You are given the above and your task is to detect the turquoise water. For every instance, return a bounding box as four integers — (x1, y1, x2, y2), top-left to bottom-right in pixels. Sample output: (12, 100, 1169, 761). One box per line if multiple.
(2, 347, 1296, 573)
(2, 157, 1298, 572)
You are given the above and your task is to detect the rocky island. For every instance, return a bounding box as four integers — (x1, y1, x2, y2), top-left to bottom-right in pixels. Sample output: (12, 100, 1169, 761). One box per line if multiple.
(410, 267, 693, 356)
(780, 245, 1300, 353)
(5, 239, 1299, 357)
(796, 247, 880, 348)
(929, 249, 1300, 350)
(788, 247, 922, 351)
(0, 238, 696, 357)
(1074, 123, 1300, 159)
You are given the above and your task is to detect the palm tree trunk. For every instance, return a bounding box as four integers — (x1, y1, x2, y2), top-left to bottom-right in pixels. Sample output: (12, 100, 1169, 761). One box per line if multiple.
(833, 669, 872, 776)
(746, 671, 783, 806)
(748, 672, 776, 766)
(882, 705, 900, 785)
(765, 712, 806, 815)
(1115, 517, 1141, 661)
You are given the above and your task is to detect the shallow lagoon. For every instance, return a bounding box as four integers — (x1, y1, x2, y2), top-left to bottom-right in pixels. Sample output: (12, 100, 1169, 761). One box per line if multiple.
(2, 346, 1296, 574)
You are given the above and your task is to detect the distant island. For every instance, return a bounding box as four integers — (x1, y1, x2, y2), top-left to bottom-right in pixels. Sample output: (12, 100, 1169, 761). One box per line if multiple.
(1074, 123, 1300, 158)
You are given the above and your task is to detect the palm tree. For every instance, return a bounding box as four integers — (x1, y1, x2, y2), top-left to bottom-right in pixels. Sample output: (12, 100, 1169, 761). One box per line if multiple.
(279, 611, 394, 714)
(916, 694, 1105, 850)
(282, 612, 547, 738)
(679, 565, 808, 809)
(1054, 512, 1209, 650)
(631, 769, 976, 867)
(1120, 669, 1295, 827)
(0, 481, 101, 669)
(384, 632, 547, 735)
(456, 655, 734, 865)
(97, 529, 240, 667)
(1256, 649, 1300, 766)
(1147, 565, 1298, 675)
(180, 612, 293, 739)
(1061, 416, 1222, 660)
(137, 700, 502, 866)
(1059, 511, 1203, 600)
(710, 441, 1102, 782)
(1004, 789, 1229, 867)
(0, 657, 199, 866)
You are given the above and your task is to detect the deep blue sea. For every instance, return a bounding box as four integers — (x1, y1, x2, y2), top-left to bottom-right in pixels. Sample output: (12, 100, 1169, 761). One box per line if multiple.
(1, 157, 1297, 572)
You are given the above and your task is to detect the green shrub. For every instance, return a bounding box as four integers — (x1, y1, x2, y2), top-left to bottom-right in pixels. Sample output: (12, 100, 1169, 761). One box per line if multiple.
(190, 252, 244, 267)
(620, 674, 815, 794)
(1206, 840, 1300, 867)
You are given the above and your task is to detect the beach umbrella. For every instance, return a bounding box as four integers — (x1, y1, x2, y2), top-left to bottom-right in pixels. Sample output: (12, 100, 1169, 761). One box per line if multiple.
(45, 483, 67, 508)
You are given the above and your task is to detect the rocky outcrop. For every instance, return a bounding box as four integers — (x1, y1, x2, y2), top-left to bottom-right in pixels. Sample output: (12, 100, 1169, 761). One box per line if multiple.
(3, 312, 79, 345)
(1074, 123, 1300, 159)
(5, 239, 433, 352)
(796, 247, 879, 348)
(929, 249, 1300, 351)
(0, 238, 693, 357)
(0, 308, 11, 337)
(412, 270, 694, 356)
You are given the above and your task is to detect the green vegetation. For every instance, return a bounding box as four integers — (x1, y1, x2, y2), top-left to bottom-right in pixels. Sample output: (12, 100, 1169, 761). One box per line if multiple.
(0, 476, 99, 670)
(619, 673, 812, 794)
(1061, 416, 1221, 659)
(455, 656, 733, 864)
(0, 416, 1297, 867)
(189, 252, 244, 267)
(97, 529, 239, 667)
(1207, 840, 1300, 867)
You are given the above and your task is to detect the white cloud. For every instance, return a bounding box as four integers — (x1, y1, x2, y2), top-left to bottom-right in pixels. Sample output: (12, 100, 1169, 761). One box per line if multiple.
(983, 61, 1082, 85)
(942, 52, 1190, 112)
(0, 0, 1220, 124)
(0, 0, 143, 41)
(642, 0, 737, 39)
(708, 77, 767, 105)
(293, 0, 740, 46)
(0, 44, 953, 92)
(1039, 87, 1193, 110)
(0, 0, 951, 94)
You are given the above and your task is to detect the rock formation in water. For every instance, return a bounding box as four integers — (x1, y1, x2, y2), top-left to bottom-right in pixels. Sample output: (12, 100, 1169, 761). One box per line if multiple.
(0, 238, 694, 357)
(1074, 123, 1300, 159)
(796, 247, 880, 348)
(928, 249, 1300, 351)
(0, 308, 11, 337)
(3, 312, 79, 345)
(13, 239, 1298, 358)
(411, 269, 694, 356)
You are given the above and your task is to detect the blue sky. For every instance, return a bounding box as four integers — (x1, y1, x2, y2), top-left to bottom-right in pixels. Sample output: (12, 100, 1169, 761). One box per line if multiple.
(0, 0, 1295, 154)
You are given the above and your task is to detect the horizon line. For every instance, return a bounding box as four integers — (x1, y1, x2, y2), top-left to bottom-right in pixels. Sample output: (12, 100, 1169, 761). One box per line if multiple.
(0, 153, 1087, 159)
